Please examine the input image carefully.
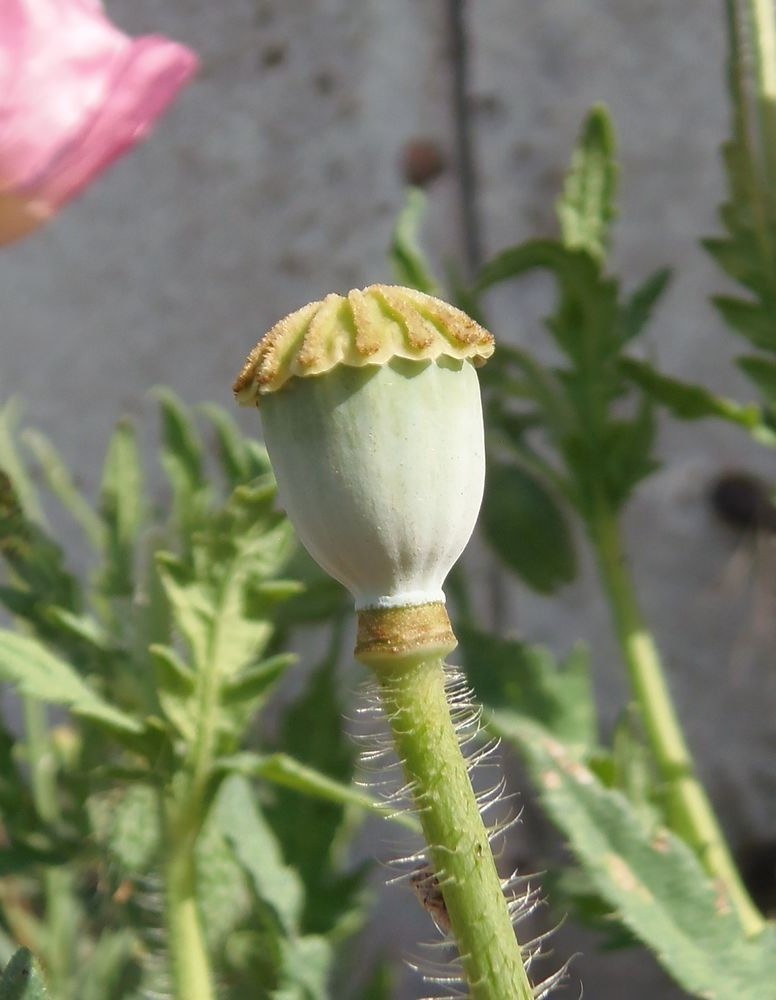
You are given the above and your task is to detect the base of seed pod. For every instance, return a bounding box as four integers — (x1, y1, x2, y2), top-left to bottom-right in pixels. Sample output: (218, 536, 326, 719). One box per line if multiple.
(355, 602, 456, 668)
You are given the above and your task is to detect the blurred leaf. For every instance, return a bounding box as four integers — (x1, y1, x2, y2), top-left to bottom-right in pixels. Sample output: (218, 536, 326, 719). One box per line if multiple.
(704, 0, 776, 355)
(389, 188, 439, 294)
(221, 653, 297, 706)
(0, 472, 79, 614)
(273, 936, 332, 1000)
(557, 104, 617, 261)
(616, 269, 671, 343)
(0, 401, 44, 523)
(620, 357, 762, 428)
(155, 388, 211, 539)
(0, 630, 142, 735)
(459, 628, 596, 752)
(610, 706, 661, 828)
(218, 752, 418, 833)
(0, 948, 49, 1000)
(98, 421, 143, 597)
(264, 656, 368, 937)
(502, 718, 776, 999)
(215, 774, 303, 937)
(21, 431, 102, 549)
(87, 784, 160, 873)
(482, 461, 576, 593)
(359, 964, 394, 1000)
(199, 404, 273, 491)
(75, 931, 141, 1000)
(738, 354, 776, 402)
(195, 804, 253, 953)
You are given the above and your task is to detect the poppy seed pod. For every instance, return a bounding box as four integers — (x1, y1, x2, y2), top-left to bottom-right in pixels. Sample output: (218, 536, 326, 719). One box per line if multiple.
(234, 285, 493, 658)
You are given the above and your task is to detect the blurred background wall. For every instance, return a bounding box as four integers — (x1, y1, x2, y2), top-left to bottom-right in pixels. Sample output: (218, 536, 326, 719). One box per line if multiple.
(2, 2, 774, 997)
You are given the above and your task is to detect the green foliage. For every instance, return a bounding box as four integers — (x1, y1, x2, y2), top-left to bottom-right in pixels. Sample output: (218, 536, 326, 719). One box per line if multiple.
(0, 948, 49, 1000)
(459, 628, 596, 753)
(513, 720, 776, 999)
(557, 104, 618, 262)
(465, 634, 776, 997)
(214, 776, 333, 999)
(0, 631, 141, 736)
(463, 107, 669, 541)
(620, 357, 763, 427)
(481, 462, 576, 593)
(0, 396, 382, 998)
(702, 0, 776, 394)
(389, 187, 440, 294)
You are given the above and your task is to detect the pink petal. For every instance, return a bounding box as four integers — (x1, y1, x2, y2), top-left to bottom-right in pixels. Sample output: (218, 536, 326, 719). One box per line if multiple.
(0, 0, 198, 224)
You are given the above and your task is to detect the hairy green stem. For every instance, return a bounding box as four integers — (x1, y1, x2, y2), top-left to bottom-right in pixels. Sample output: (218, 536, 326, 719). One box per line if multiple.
(374, 655, 533, 1000)
(590, 506, 764, 936)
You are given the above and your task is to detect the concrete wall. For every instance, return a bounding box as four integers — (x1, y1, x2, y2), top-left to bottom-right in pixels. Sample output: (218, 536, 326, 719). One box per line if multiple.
(2, 2, 773, 997)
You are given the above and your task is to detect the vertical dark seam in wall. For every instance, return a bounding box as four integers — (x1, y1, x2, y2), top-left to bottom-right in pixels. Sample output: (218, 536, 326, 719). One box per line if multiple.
(448, 0, 508, 633)
(448, 0, 483, 277)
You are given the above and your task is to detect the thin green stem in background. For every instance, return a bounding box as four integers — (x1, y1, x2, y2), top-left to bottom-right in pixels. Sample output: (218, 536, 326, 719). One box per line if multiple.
(374, 655, 533, 1000)
(589, 504, 765, 937)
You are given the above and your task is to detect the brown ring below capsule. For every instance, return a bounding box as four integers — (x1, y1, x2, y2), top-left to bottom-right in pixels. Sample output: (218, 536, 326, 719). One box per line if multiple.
(355, 602, 457, 668)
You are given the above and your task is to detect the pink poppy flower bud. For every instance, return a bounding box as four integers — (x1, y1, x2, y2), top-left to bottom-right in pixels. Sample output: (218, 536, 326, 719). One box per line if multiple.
(0, 0, 199, 245)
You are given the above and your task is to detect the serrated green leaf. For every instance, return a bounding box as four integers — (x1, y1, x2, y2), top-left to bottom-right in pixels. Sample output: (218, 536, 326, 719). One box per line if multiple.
(0, 630, 142, 735)
(482, 461, 576, 593)
(389, 187, 440, 294)
(98, 420, 143, 597)
(501, 718, 776, 999)
(0, 948, 48, 1000)
(557, 105, 617, 261)
(459, 628, 596, 752)
(215, 774, 304, 937)
(620, 357, 762, 428)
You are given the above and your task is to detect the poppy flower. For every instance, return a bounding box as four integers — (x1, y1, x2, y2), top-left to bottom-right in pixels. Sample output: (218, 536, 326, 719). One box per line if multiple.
(0, 0, 198, 244)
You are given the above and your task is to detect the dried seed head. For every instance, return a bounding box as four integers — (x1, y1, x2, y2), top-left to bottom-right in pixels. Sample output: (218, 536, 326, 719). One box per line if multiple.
(233, 283, 494, 404)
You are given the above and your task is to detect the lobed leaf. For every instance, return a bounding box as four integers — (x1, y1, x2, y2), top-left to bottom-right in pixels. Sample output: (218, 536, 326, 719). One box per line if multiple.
(0, 630, 142, 735)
